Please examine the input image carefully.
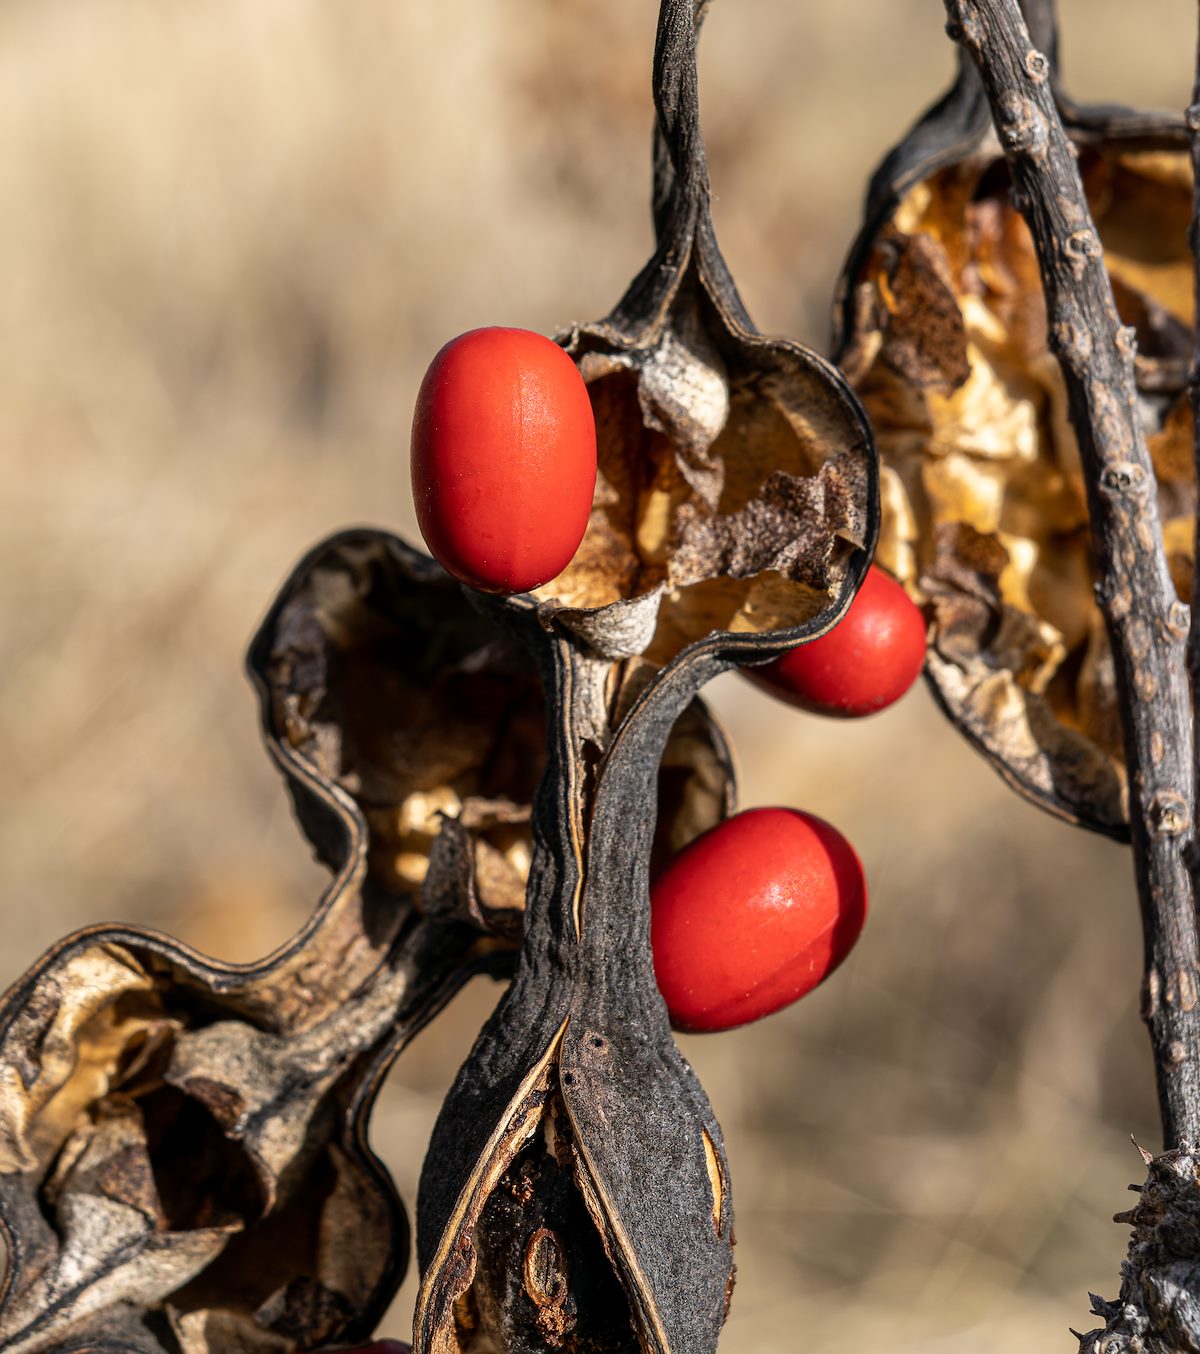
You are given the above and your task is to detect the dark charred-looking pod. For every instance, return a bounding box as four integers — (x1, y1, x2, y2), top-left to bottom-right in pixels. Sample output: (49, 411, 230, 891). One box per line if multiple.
(413, 620, 744, 1354)
(412, 3, 875, 1353)
(260, 530, 547, 943)
(0, 925, 473, 1354)
(835, 12, 1192, 839)
(0, 533, 551, 1352)
(0, 528, 738, 1354)
(0, 550, 505, 1354)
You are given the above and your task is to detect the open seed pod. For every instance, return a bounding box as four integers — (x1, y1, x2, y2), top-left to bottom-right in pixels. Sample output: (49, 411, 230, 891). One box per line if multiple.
(0, 784, 491, 1352)
(0, 533, 549, 1352)
(528, 0, 875, 673)
(411, 5, 875, 1353)
(255, 530, 547, 945)
(834, 4, 1192, 838)
(256, 529, 738, 944)
(0, 528, 738, 1354)
(414, 617, 743, 1354)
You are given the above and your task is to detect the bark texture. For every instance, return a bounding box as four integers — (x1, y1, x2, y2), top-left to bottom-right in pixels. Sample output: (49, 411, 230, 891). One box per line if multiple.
(945, 0, 1200, 1153)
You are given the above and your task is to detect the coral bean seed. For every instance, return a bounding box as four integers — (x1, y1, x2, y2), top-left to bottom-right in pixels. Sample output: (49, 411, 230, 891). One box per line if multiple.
(749, 565, 926, 717)
(410, 326, 597, 594)
(650, 807, 866, 1033)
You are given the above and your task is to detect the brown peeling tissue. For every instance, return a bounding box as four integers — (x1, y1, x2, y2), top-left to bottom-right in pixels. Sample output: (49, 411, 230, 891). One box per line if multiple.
(838, 63, 1194, 840)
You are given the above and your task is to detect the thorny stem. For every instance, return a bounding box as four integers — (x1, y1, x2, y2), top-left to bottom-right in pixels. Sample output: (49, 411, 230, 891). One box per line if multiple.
(944, 0, 1200, 1148)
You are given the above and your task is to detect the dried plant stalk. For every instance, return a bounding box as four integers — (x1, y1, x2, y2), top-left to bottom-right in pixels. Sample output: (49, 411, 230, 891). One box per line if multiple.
(943, 0, 1200, 1150)
(941, 0, 1200, 1349)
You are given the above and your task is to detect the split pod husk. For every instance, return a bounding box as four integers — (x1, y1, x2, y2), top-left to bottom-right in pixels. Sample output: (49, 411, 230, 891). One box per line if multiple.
(412, 2, 877, 1352)
(835, 0, 1192, 838)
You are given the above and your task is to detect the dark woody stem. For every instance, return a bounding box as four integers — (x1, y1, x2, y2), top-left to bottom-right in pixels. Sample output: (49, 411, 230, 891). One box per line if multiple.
(944, 0, 1200, 1149)
(1016, 0, 1059, 69)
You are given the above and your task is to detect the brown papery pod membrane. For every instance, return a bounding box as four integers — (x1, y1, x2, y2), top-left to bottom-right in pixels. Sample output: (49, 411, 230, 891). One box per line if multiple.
(0, 539, 509, 1354)
(533, 0, 875, 669)
(834, 0, 1191, 838)
(0, 529, 735, 1354)
(412, 3, 876, 1354)
(260, 530, 737, 944)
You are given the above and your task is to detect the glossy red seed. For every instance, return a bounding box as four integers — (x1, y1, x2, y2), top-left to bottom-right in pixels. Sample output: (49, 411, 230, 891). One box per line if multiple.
(650, 807, 866, 1033)
(410, 326, 597, 594)
(748, 565, 926, 717)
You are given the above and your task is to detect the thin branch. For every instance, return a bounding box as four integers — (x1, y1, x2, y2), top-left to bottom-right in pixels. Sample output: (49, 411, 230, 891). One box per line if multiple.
(944, 0, 1200, 1149)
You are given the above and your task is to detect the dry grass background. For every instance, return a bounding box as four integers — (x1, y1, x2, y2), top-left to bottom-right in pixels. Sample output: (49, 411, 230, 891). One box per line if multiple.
(0, 1, 1194, 1349)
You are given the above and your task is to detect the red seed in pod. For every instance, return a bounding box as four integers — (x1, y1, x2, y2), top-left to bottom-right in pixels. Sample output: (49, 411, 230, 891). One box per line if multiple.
(747, 565, 926, 717)
(410, 326, 597, 594)
(650, 807, 867, 1033)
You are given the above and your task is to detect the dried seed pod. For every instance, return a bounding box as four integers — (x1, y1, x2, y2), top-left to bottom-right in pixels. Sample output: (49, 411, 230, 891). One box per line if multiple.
(649, 692, 736, 881)
(256, 530, 547, 942)
(257, 530, 738, 939)
(411, 3, 876, 1353)
(532, 0, 875, 670)
(256, 530, 745, 1354)
(0, 532, 551, 1352)
(0, 529, 738, 1354)
(0, 873, 489, 1353)
(414, 623, 742, 1354)
(835, 15, 1192, 838)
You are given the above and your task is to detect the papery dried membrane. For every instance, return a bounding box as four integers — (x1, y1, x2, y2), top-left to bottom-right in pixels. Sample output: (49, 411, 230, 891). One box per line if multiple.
(0, 925, 452, 1353)
(533, 323, 873, 665)
(259, 531, 738, 937)
(840, 127, 1192, 837)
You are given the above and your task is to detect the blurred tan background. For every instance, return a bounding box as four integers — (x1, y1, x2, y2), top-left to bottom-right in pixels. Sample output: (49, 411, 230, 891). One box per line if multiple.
(0, 1, 1193, 1349)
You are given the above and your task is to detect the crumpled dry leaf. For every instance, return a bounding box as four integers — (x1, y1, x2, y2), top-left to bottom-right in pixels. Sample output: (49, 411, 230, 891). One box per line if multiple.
(837, 54, 1192, 838)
